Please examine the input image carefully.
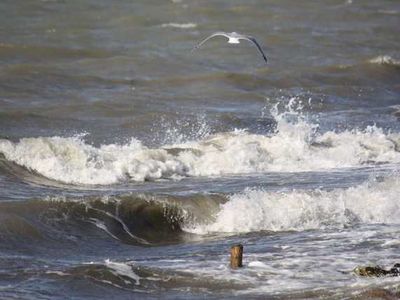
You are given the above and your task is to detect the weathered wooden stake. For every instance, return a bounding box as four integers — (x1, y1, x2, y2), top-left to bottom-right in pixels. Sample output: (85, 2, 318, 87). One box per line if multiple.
(230, 244, 243, 269)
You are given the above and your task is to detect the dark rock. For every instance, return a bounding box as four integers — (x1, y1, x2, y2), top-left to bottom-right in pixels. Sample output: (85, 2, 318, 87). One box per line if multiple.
(389, 263, 400, 275)
(354, 264, 400, 277)
(353, 266, 390, 277)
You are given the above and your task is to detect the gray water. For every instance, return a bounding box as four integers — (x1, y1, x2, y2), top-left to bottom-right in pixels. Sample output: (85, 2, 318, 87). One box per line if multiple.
(1, 0, 400, 299)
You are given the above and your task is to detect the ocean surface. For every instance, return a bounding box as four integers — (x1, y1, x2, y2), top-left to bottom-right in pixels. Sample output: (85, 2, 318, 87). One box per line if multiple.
(1, 0, 400, 299)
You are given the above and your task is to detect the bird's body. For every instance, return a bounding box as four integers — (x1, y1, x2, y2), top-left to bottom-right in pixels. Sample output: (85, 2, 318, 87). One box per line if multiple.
(192, 31, 268, 64)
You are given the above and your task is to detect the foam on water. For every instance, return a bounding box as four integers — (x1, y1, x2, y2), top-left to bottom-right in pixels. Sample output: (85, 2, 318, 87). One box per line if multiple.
(368, 55, 400, 66)
(160, 23, 197, 29)
(1, 108, 400, 185)
(0, 136, 188, 184)
(189, 175, 400, 234)
(104, 259, 140, 285)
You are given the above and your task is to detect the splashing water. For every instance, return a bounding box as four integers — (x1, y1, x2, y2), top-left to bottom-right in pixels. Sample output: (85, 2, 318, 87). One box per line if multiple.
(188, 175, 400, 234)
(0, 105, 399, 185)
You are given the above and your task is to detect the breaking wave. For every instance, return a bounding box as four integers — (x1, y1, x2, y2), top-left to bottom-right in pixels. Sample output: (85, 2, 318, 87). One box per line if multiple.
(189, 175, 400, 234)
(1, 107, 400, 185)
(1, 175, 400, 245)
(0, 193, 223, 246)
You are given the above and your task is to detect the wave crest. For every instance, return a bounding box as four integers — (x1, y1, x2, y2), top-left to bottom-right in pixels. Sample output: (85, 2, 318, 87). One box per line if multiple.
(189, 175, 400, 234)
(1, 109, 400, 185)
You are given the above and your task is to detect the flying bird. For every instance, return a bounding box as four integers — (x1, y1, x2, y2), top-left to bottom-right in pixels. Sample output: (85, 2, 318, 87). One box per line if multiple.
(192, 31, 268, 64)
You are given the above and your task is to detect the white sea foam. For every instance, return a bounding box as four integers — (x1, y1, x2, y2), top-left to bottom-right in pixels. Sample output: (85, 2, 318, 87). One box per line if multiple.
(248, 261, 269, 268)
(0, 137, 188, 184)
(161, 23, 197, 29)
(368, 55, 400, 66)
(45, 270, 69, 276)
(1, 109, 400, 185)
(104, 259, 140, 285)
(188, 175, 400, 234)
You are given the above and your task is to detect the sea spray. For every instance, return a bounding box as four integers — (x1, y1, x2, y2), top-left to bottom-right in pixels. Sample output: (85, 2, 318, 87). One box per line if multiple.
(1, 107, 400, 185)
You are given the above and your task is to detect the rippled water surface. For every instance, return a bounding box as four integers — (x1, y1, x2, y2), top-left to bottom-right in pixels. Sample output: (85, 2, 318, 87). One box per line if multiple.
(1, 0, 400, 299)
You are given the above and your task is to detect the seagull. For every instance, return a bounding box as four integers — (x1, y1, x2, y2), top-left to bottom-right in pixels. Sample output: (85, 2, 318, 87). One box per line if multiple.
(192, 31, 268, 64)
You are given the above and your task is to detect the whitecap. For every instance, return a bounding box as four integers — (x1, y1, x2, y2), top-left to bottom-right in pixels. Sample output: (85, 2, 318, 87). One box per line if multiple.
(1, 109, 400, 185)
(2, 100, 400, 186)
(368, 55, 400, 66)
(188, 175, 400, 234)
(160, 23, 197, 29)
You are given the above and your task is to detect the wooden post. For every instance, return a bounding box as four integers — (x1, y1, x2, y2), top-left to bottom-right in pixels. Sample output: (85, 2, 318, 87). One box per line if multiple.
(230, 244, 243, 269)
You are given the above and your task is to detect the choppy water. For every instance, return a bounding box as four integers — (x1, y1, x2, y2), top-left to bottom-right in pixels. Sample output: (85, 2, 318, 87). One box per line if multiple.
(1, 0, 400, 299)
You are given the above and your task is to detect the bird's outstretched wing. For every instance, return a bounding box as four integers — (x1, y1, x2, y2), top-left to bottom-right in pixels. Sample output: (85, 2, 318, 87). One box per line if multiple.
(242, 36, 268, 64)
(192, 31, 268, 65)
(191, 32, 231, 52)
